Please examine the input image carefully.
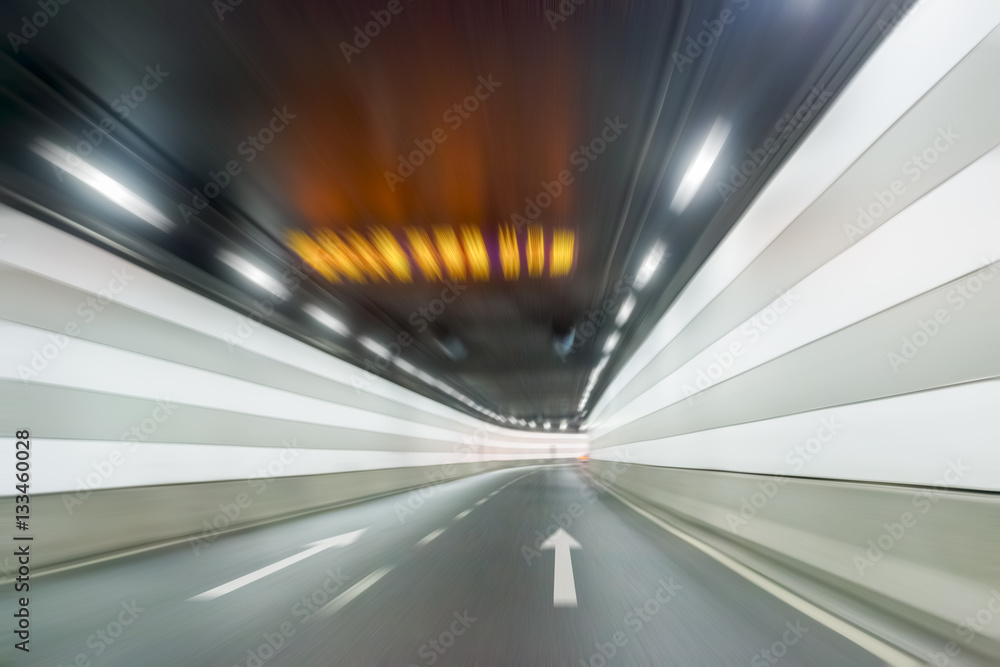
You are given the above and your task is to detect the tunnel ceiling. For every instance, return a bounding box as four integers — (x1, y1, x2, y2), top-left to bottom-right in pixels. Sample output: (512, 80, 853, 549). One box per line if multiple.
(0, 0, 900, 428)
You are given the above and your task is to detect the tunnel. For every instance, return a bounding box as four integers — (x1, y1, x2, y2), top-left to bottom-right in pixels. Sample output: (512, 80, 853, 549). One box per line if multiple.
(1, 1, 999, 665)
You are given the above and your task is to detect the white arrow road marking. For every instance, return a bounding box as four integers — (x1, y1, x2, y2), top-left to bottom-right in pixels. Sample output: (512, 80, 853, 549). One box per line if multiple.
(541, 528, 582, 608)
(189, 529, 366, 601)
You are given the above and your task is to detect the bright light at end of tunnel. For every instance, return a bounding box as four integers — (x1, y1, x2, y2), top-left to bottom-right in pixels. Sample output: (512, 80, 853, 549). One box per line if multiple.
(669, 118, 731, 214)
(633, 242, 667, 290)
(217, 249, 291, 300)
(32, 138, 174, 231)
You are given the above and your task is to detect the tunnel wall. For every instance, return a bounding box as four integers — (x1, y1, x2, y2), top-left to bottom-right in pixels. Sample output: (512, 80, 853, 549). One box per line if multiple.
(0, 461, 522, 574)
(0, 205, 584, 570)
(590, 460, 1000, 663)
(589, 5, 1000, 661)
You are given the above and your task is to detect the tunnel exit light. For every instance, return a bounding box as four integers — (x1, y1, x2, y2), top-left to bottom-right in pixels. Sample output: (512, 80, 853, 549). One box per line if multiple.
(288, 224, 576, 285)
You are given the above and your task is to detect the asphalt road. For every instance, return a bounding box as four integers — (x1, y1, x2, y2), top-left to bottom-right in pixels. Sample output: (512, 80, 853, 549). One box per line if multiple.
(2, 464, 887, 666)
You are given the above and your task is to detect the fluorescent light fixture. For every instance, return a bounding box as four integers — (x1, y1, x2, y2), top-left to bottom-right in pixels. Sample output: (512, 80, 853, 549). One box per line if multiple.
(603, 331, 621, 354)
(529, 421, 537, 428)
(543, 421, 551, 430)
(615, 292, 636, 326)
(632, 241, 667, 290)
(303, 304, 348, 335)
(634, 242, 667, 290)
(559, 420, 568, 431)
(32, 138, 174, 231)
(669, 118, 731, 213)
(392, 357, 418, 375)
(217, 249, 290, 300)
(359, 336, 391, 359)
(594, 356, 610, 375)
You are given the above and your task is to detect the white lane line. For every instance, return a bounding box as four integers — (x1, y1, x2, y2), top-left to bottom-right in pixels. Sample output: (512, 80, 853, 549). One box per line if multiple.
(189, 529, 366, 601)
(318, 566, 392, 617)
(474, 498, 489, 506)
(416, 528, 446, 547)
(495, 470, 536, 493)
(588, 476, 922, 667)
(454, 509, 472, 520)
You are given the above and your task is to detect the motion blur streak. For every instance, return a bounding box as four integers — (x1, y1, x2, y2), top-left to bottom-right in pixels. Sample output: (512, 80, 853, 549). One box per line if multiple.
(2, 0, 1000, 665)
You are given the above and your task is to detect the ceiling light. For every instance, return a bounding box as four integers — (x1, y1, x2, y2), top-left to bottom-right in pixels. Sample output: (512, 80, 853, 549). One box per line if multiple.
(32, 138, 174, 231)
(303, 304, 348, 335)
(594, 356, 610, 375)
(603, 331, 620, 354)
(393, 357, 418, 375)
(615, 293, 636, 326)
(670, 119, 731, 213)
(529, 421, 537, 428)
(359, 336, 391, 359)
(217, 249, 290, 300)
(634, 242, 666, 290)
(559, 420, 568, 431)
(543, 421, 551, 430)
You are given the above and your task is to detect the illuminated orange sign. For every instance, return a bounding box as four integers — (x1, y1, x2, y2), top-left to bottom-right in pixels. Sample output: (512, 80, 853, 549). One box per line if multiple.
(289, 225, 575, 284)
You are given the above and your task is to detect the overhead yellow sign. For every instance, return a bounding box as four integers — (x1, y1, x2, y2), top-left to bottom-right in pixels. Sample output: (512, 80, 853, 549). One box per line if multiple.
(288, 224, 575, 284)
